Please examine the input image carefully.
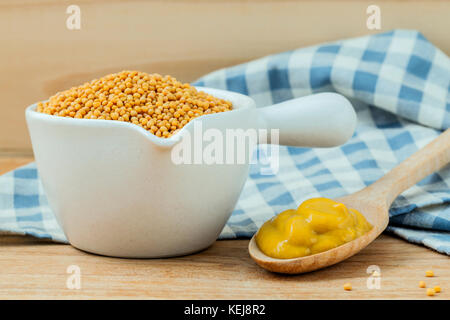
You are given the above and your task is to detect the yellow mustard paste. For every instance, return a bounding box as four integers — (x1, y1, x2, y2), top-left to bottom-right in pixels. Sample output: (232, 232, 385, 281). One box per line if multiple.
(255, 198, 372, 259)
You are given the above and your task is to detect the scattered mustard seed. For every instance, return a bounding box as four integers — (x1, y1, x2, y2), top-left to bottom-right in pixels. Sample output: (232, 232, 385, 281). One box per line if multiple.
(425, 270, 434, 277)
(426, 288, 435, 296)
(419, 281, 426, 288)
(343, 283, 352, 291)
(434, 285, 441, 293)
(36, 71, 233, 138)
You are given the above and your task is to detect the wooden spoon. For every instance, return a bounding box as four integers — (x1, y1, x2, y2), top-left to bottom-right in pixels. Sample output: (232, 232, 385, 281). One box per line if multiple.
(249, 129, 450, 274)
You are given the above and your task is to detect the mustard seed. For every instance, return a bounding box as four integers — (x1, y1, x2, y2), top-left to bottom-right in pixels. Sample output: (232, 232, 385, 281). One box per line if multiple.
(37, 70, 233, 138)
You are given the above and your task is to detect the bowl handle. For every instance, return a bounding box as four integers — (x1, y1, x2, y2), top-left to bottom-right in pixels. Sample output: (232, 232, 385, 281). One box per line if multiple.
(256, 93, 357, 147)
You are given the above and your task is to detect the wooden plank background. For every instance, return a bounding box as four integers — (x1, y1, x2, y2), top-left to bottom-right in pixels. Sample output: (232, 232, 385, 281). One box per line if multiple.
(1, 234, 449, 299)
(1, 0, 449, 154)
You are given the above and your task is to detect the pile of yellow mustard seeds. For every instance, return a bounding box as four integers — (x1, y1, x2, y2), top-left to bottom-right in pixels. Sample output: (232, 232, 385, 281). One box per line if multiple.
(36, 71, 233, 138)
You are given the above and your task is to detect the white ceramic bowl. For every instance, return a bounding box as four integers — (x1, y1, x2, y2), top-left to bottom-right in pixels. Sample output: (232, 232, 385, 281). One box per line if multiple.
(26, 88, 356, 258)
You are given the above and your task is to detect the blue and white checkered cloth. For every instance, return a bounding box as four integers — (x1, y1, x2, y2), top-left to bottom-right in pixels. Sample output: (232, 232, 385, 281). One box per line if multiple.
(1, 30, 450, 254)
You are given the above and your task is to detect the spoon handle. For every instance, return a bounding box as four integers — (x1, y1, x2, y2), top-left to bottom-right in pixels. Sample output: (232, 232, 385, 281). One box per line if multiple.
(257, 93, 356, 147)
(368, 129, 450, 206)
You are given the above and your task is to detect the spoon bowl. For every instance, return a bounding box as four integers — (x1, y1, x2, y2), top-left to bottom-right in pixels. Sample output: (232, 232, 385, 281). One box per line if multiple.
(249, 129, 450, 274)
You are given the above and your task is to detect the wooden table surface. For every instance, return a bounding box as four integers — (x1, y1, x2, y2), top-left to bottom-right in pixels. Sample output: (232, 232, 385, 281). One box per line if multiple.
(0, 156, 449, 299)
